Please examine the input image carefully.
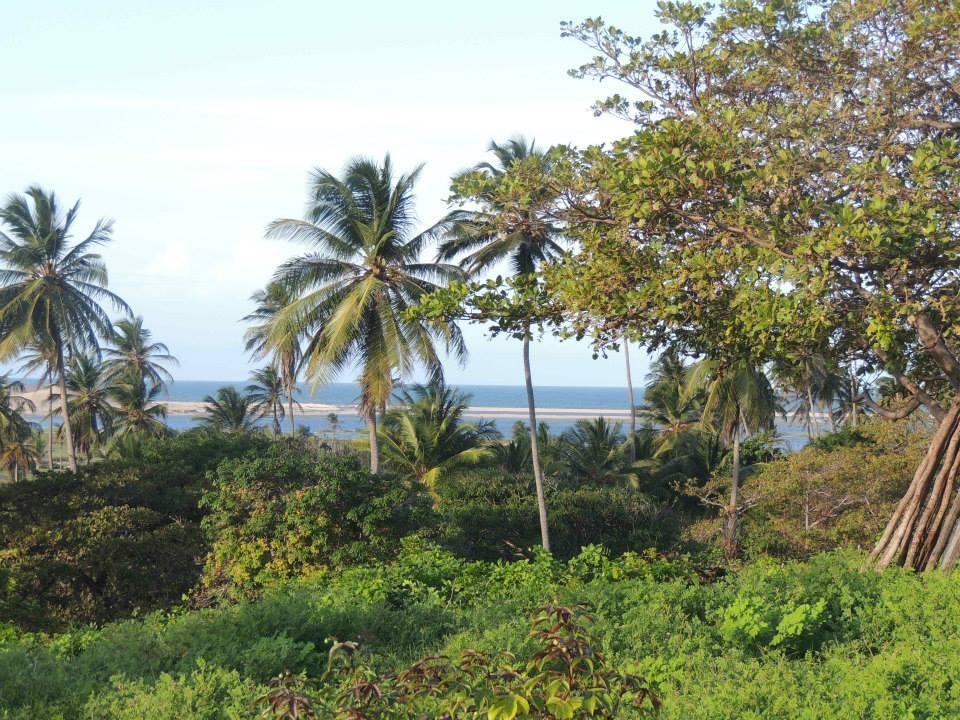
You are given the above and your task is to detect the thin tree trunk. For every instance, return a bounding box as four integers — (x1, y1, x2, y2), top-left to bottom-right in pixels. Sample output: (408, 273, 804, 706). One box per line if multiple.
(272, 407, 279, 437)
(808, 387, 820, 438)
(287, 381, 295, 436)
(523, 330, 551, 552)
(722, 410, 742, 562)
(849, 368, 859, 427)
(47, 381, 54, 469)
(368, 408, 380, 473)
(624, 339, 637, 462)
(56, 345, 77, 473)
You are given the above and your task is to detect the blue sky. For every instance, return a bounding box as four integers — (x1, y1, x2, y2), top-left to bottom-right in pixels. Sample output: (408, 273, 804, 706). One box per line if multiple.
(1, 1, 659, 385)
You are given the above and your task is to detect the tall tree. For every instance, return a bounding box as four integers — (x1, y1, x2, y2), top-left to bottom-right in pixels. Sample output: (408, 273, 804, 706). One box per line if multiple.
(244, 282, 303, 436)
(197, 386, 260, 434)
(109, 371, 168, 440)
(267, 156, 468, 472)
(379, 380, 499, 494)
(247, 365, 298, 437)
(686, 358, 780, 560)
(0, 187, 129, 471)
(16, 342, 56, 468)
(104, 316, 177, 390)
(438, 137, 565, 551)
(551, 1, 960, 570)
(59, 352, 114, 462)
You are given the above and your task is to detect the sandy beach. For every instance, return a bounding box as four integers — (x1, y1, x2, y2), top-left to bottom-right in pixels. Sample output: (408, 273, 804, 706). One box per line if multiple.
(13, 387, 634, 421)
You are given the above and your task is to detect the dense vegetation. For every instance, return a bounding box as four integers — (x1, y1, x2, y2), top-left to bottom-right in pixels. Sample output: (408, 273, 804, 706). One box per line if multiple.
(1, 0, 959, 716)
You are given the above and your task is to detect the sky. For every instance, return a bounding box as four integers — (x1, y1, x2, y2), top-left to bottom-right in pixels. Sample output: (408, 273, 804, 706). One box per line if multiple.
(1, 0, 661, 386)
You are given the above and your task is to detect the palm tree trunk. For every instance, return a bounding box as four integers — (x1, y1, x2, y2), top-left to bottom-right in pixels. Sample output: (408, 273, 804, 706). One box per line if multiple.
(272, 406, 280, 437)
(808, 387, 820, 438)
(368, 408, 380, 473)
(523, 330, 551, 552)
(56, 345, 78, 473)
(723, 411, 742, 561)
(47, 381, 54, 469)
(286, 381, 296, 436)
(849, 368, 859, 427)
(624, 339, 637, 462)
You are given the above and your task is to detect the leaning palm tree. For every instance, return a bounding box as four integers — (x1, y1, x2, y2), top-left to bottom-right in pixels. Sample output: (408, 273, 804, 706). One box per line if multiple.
(438, 136, 564, 551)
(196, 386, 260, 434)
(109, 370, 169, 440)
(379, 380, 499, 494)
(243, 282, 303, 436)
(247, 365, 299, 437)
(686, 357, 781, 560)
(104, 316, 177, 390)
(0, 187, 130, 471)
(267, 156, 468, 472)
(59, 352, 115, 462)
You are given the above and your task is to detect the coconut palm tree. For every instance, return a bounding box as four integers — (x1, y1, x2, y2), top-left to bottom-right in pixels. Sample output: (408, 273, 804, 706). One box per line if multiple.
(59, 352, 114, 462)
(558, 417, 646, 487)
(104, 316, 177, 390)
(109, 370, 168, 440)
(686, 357, 781, 560)
(0, 430, 39, 483)
(244, 282, 303, 436)
(379, 380, 499, 494)
(438, 136, 565, 551)
(267, 156, 469, 472)
(247, 365, 299, 437)
(196, 386, 260, 434)
(638, 350, 702, 457)
(0, 187, 130, 471)
(17, 340, 58, 468)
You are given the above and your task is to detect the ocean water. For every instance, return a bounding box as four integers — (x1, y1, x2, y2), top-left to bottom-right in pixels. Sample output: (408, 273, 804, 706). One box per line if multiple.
(160, 381, 640, 438)
(163, 381, 635, 410)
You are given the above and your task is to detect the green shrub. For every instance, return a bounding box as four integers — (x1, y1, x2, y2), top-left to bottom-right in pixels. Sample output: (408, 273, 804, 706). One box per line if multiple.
(0, 430, 265, 629)
(199, 443, 430, 599)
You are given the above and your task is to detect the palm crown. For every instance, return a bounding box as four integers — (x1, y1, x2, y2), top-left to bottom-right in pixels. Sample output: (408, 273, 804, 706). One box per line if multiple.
(267, 156, 471, 470)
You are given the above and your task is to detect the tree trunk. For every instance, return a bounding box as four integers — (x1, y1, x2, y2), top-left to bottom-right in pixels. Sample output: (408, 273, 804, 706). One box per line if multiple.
(808, 387, 820, 438)
(287, 382, 296, 436)
(368, 408, 380, 473)
(523, 331, 551, 552)
(722, 411, 741, 562)
(272, 406, 280, 437)
(869, 398, 960, 570)
(47, 381, 54, 469)
(848, 368, 859, 427)
(56, 345, 77, 473)
(624, 339, 637, 462)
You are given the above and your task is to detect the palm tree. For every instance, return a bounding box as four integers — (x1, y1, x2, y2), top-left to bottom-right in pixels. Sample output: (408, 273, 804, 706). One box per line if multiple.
(686, 357, 781, 560)
(109, 370, 168, 440)
(638, 350, 702, 457)
(104, 316, 177, 390)
(558, 417, 645, 486)
(247, 365, 299, 436)
(59, 352, 114, 462)
(438, 136, 564, 551)
(0, 187, 130, 471)
(0, 376, 37, 482)
(17, 340, 58, 468)
(244, 282, 303, 436)
(267, 156, 468, 472)
(379, 380, 499, 494)
(196, 386, 260, 434)
(0, 430, 39, 482)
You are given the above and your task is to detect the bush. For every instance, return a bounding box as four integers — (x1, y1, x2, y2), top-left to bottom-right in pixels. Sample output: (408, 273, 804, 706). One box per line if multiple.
(432, 468, 667, 561)
(198, 443, 430, 599)
(736, 420, 930, 560)
(0, 430, 267, 629)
